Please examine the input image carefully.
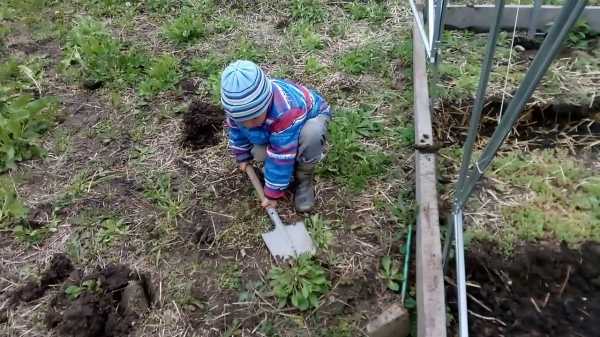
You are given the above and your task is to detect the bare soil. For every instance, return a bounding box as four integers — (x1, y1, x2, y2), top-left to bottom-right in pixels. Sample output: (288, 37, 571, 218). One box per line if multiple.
(448, 242, 600, 337)
(10, 253, 74, 304)
(46, 263, 152, 337)
(181, 100, 225, 149)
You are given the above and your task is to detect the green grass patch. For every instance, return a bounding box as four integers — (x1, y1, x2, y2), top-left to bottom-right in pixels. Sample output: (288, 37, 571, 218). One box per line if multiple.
(318, 106, 391, 191)
(139, 55, 181, 97)
(63, 17, 150, 87)
(291, 0, 327, 24)
(291, 23, 325, 51)
(346, 0, 390, 25)
(230, 37, 266, 63)
(481, 149, 600, 253)
(0, 176, 27, 228)
(162, 10, 206, 44)
(143, 172, 186, 223)
(337, 40, 406, 76)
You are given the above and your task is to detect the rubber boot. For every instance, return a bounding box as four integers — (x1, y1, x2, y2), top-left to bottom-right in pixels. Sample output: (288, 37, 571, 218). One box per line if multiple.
(294, 164, 316, 212)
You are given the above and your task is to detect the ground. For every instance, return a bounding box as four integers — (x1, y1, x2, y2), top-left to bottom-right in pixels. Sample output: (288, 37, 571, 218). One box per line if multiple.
(1, 1, 416, 337)
(0, 1, 598, 337)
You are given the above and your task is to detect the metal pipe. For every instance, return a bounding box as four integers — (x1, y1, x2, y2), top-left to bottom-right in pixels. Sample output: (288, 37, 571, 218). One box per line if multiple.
(454, 209, 469, 337)
(432, 0, 449, 65)
(409, 0, 433, 59)
(443, 0, 505, 268)
(528, 0, 543, 39)
(454, 0, 587, 210)
(429, 0, 435, 49)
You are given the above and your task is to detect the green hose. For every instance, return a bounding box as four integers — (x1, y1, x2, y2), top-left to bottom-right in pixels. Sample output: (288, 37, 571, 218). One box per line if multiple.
(400, 223, 413, 304)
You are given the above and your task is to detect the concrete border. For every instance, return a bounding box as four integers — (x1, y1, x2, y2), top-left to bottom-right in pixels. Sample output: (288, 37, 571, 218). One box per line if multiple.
(445, 5, 600, 33)
(413, 21, 447, 337)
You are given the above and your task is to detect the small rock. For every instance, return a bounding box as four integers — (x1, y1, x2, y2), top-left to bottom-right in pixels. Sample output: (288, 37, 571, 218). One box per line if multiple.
(366, 304, 410, 337)
(514, 45, 525, 52)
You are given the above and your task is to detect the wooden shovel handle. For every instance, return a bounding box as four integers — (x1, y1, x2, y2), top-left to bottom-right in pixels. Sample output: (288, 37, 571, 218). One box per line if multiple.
(245, 165, 266, 202)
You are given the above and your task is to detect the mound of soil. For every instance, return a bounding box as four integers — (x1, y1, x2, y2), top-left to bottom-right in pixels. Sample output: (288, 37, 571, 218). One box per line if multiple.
(448, 242, 600, 337)
(11, 253, 73, 303)
(181, 100, 224, 149)
(46, 264, 152, 337)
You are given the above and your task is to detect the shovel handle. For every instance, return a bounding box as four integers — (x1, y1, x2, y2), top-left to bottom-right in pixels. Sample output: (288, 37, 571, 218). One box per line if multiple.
(245, 165, 285, 228)
(245, 165, 266, 202)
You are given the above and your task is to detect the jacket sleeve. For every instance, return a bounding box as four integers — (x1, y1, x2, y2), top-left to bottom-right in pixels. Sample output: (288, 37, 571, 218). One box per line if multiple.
(226, 117, 252, 163)
(263, 109, 304, 199)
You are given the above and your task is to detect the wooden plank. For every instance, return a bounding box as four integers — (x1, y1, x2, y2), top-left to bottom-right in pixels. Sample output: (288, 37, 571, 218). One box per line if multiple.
(445, 5, 600, 33)
(413, 23, 447, 337)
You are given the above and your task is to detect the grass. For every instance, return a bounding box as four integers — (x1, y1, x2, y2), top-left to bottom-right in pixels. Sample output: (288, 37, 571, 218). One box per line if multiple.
(162, 10, 206, 45)
(0, 176, 27, 228)
(318, 106, 391, 191)
(143, 172, 186, 223)
(346, 0, 390, 25)
(467, 149, 600, 254)
(139, 55, 181, 97)
(290, 0, 327, 24)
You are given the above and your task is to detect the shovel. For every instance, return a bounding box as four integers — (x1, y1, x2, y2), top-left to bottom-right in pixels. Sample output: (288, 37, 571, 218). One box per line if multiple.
(245, 165, 316, 259)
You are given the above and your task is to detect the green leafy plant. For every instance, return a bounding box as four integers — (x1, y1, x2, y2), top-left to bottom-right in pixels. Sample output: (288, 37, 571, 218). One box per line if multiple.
(379, 256, 402, 291)
(338, 43, 387, 75)
(163, 10, 205, 44)
(291, 0, 326, 24)
(190, 55, 224, 77)
(0, 177, 27, 227)
(65, 279, 97, 300)
(346, 0, 390, 24)
(319, 107, 390, 190)
(0, 95, 57, 171)
(306, 214, 333, 250)
(567, 19, 596, 49)
(139, 55, 181, 97)
(269, 255, 330, 310)
(97, 217, 129, 244)
(291, 23, 324, 51)
(213, 16, 237, 33)
(305, 56, 327, 76)
(143, 172, 185, 222)
(231, 37, 266, 62)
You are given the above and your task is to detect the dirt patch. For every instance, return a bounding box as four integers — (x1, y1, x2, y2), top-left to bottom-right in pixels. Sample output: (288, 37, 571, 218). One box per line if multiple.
(436, 99, 600, 149)
(448, 242, 600, 337)
(10, 253, 73, 303)
(181, 100, 225, 149)
(46, 264, 152, 337)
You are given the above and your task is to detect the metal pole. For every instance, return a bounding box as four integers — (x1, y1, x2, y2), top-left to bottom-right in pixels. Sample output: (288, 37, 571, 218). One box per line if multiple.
(443, 0, 506, 268)
(454, 0, 587, 210)
(528, 0, 543, 39)
(409, 0, 433, 60)
(428, 0, 435, 50)
(453, 209, 469, 337)
(432, 0, 449, 66)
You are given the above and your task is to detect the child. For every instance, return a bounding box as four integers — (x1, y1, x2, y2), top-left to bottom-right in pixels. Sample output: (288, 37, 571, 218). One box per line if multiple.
(221, 60, 331, 212)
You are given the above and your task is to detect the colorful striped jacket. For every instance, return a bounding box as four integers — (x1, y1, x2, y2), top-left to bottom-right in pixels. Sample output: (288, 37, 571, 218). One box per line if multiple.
(226, 79, 331, 199)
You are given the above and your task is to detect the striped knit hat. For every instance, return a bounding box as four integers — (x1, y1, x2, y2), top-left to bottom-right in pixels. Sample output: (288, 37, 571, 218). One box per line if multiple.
(220, 60, 273, 121)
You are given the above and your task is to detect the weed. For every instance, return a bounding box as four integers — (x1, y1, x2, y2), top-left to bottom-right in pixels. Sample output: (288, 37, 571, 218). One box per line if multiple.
(163, 10, 205, 44)
(231, 37, 266, 62)
(306, 214, 333, 251)
(291, 0, 327, 24)
(63, 17, 149, 86)
(143, 172, 185, 222)
(291, 23, 324, 51)
(567, 19, 597, 49)
(338, 43, 388, 75)
(0, 176, 27, 227)
(65, 280, 97, 300)
(190, 55, 224, 77)
(346, 0, 390, 25)
(139, 55, 181, 97)
(213, 16, 237, 34)
(269, 255, 330, 310)
(305, 56, 327, 77)
(319, 106, 390, 191)
(207, 72, 221, 104)
(97, 217, 129, 245)
(378, 255, 402, 291)
(218, 263, 241, 290)
(0, 95, 57, 171)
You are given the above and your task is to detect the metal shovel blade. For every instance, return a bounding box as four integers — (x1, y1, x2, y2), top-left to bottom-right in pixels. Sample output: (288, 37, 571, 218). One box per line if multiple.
(262, 211, 316, 259)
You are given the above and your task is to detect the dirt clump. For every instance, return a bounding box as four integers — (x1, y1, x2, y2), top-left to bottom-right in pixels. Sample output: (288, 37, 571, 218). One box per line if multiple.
(448, 242, 600, 337)
(181, 100, 225, 149)
(11, 253, 73, 303)
(46, 264, 152, 337)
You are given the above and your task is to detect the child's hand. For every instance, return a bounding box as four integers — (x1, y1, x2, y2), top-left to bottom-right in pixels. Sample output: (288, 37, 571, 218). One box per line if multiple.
(239, 162, 248, 172)
(261, 198, 277, 209)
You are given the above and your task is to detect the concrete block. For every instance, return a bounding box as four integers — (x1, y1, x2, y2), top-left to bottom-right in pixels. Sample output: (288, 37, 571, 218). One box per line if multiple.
(366, 304, 410, 337)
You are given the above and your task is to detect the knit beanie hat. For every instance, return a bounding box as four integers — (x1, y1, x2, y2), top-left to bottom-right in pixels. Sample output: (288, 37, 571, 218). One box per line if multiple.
(221, 60, 273, 121)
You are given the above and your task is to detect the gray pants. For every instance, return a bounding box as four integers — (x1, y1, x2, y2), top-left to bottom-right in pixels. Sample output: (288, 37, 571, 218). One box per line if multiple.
(251, 114, 329, 165)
